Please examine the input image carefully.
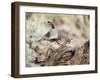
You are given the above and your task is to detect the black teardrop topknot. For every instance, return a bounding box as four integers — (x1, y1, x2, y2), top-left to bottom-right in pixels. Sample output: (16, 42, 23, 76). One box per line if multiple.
(48, 21, 55, 29)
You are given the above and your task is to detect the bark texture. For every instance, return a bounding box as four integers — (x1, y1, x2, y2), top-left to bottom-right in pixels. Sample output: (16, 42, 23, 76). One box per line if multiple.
(34, 40, 89, 66)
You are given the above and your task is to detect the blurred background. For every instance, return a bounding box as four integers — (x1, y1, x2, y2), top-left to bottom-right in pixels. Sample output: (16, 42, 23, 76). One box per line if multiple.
(25, 12, 89, 67)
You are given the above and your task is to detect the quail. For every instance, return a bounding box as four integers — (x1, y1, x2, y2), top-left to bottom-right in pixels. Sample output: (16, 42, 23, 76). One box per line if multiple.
(39, 21, 72, 46)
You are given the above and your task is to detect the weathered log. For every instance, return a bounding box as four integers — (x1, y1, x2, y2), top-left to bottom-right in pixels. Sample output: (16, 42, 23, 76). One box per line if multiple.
(34, 40, 89, 66)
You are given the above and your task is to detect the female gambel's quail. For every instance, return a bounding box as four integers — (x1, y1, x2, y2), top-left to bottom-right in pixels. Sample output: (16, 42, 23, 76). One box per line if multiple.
(39, 21, 72, 46)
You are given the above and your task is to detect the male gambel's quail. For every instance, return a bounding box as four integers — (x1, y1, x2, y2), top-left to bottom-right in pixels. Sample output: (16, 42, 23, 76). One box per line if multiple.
(39, 21, 72, 46)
